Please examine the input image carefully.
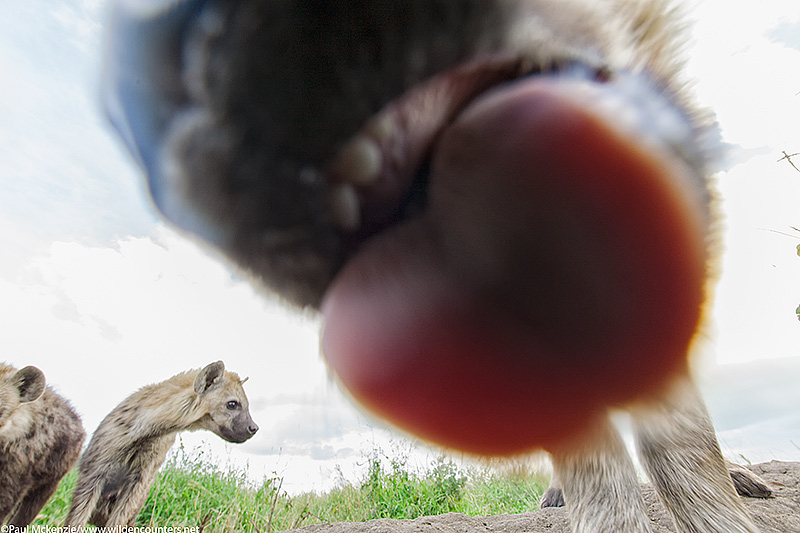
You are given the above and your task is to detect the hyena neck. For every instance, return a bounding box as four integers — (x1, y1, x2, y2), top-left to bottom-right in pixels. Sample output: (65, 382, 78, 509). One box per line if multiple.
(123, 371, 211, 439)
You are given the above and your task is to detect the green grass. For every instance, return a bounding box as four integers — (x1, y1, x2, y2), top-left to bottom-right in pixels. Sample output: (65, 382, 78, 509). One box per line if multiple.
(34, 442, 548, 532)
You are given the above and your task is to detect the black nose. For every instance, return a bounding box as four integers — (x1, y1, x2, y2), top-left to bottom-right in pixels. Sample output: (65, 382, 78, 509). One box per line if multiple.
(248, 423, 259, 435)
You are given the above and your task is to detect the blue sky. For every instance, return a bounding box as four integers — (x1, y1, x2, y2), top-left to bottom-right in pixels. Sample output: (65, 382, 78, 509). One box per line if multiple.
(1, 0, 799, 494)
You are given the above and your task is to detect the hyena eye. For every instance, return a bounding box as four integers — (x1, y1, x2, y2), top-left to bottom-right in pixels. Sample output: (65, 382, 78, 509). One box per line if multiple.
(226, 400, 240, 410)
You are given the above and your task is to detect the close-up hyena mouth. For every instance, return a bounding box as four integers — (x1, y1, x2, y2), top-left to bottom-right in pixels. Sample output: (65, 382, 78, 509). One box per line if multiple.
(102, 1, 765, 531)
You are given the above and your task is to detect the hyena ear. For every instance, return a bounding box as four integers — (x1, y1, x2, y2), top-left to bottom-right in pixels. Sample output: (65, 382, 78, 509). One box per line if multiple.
(14, 366, 45, 403)
(194, 360, 226, 395)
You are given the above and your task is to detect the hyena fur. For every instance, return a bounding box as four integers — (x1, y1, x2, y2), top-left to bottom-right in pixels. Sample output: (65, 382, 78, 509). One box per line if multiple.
(101, 1, 771, 532)
(545, 377, 772, 533)
(0, 362, 84, 526)
(541, 450, 773, 509)
(64, 360, 258, 527)
(539, 377, 773, 532)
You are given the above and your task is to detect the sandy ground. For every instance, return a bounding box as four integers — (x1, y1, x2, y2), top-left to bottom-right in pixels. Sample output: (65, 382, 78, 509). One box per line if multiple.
(279, 461, 800, 533)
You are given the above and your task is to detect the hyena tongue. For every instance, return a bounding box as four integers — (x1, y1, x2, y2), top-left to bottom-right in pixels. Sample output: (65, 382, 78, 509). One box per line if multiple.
(321, 76, 708, 455)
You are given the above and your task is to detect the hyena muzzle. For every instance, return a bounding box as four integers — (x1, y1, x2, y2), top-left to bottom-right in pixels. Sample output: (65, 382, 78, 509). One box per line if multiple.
(64, 360, 257, 527)
(101, 1, 768, 531)
(0, 363, 84, 527)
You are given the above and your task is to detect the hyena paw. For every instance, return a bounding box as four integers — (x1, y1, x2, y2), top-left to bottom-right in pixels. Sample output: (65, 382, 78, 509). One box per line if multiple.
(540, 487, 565, 508)
(729, 463, 773, 499)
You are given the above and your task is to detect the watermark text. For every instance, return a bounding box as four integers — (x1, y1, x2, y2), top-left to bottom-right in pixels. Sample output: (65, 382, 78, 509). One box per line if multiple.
(2, 526, 200, 533)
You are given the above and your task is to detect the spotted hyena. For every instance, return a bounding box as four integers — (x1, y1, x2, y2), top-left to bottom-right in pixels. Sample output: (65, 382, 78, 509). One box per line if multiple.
(64, 361, 258, 527)
(102, 1, 769, 531)
(0, 363, 84, 527)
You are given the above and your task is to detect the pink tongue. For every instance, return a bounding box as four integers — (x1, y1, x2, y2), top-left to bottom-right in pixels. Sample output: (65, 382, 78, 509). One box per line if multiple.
(321, 77, 707, 455)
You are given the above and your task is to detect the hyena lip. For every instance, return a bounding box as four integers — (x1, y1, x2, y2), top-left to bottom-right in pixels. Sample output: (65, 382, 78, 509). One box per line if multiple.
(218, 427, 257, 444)
(321, 68, 710, 454)
(224, 434, 255, 444)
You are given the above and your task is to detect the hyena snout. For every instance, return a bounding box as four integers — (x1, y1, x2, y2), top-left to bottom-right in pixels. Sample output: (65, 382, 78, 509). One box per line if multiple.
(210, 398, 258, 444)
(216, 411, 258, 443)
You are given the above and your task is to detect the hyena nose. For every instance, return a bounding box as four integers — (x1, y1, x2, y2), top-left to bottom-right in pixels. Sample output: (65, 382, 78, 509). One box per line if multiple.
(248, 423, 259, 435)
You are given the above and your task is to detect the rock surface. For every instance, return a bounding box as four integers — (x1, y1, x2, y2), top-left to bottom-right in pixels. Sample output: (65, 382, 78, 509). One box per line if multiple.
(280, 461, 800, 533)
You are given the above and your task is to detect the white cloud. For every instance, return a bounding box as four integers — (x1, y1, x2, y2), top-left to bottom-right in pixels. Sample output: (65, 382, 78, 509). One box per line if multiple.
(686, 0, 799, 151)
(683, 0, 800, 365)
(711, 158, 800, 364)
(0, 0, 157, 258)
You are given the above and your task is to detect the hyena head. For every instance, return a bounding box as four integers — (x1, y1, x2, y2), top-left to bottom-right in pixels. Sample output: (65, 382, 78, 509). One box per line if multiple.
(105, 1, 714, 454)
(193, 361, 258, 443)
(0, 364, 45, 434)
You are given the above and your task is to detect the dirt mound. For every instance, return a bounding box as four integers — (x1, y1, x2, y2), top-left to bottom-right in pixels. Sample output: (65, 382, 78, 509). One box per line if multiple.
(280, 461, 800, 533)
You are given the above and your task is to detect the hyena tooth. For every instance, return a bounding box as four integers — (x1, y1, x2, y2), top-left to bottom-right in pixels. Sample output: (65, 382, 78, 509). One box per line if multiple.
(331, 135, 382, 186)
(364, 112, 396, 144)
(329, 183, 362, 231)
